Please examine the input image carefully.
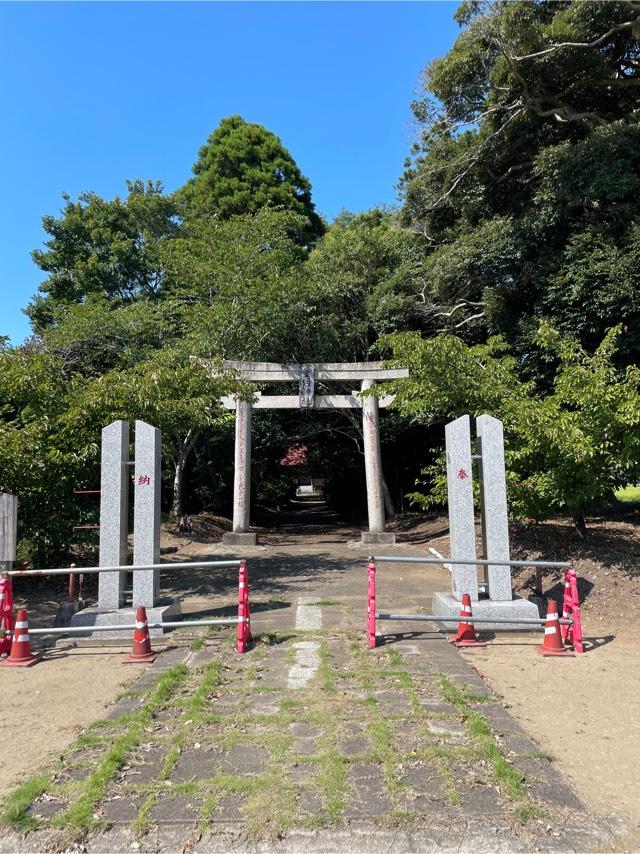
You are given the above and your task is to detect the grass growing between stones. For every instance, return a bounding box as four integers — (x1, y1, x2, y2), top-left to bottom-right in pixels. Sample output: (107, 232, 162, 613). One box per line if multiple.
(0, 663, 189, 837)
(1, 629, 572, 846)
(319, 641, 336, 694)
(56, 664, 189, 833)
(437, 675, 526, 802)
(243, 771, 298, 840)
(316, 751, 347, 822)
(185, 661, 222, 717)
(58, 724, 142, 831)
(367, 719, 406, 799)
(0, 774, 51, 831)
(514, 801, 552, 824)
(304, 600, 340, 607)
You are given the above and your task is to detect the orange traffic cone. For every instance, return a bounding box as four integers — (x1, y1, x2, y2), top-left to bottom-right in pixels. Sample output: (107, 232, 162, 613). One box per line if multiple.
(0, 609, 39, 667)
(449, 593, 486, 648)
(123, 606, 156, 664)
(537, 599, 574, 657)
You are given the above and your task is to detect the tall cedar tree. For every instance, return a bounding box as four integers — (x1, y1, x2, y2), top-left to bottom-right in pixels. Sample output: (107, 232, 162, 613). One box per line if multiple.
(177, 115, 324, 244)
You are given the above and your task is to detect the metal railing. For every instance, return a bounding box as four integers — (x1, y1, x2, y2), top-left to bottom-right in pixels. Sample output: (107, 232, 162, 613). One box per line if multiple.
(13, 617, 248, 637)
(376, 612, 572, 626)
(373, 555, 571, 569)
(7, 560, 242, 578)
(367, 555, 583, 652)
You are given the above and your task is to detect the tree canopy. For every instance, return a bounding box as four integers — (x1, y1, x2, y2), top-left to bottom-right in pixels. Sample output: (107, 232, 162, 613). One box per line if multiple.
(27, 180, 178, 332)
(385, 323, 640, 537)
(400, 0, 640, 363)
(177, 115, 324, 243)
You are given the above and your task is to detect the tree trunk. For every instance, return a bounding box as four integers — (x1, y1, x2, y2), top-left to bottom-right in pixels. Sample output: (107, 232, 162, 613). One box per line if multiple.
(171, 428, 200, 518)
(381, 470, 396, 520)
(573, 512, 589, 541)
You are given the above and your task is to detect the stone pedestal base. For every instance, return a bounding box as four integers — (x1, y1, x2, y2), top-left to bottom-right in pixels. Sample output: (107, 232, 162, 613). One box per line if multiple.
(361, 531, 396, 545)
(432, 592, 541, 631)
(222, 531, 257, 546)
(69, 598, 181, 637)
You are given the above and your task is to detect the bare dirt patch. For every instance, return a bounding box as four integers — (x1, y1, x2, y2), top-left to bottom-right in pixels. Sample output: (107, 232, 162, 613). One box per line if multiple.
(470, 635, 640, 832)
(0, 644, 145, 798)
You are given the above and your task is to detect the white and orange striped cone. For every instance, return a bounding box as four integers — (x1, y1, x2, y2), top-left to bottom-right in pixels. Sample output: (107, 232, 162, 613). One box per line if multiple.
(448, 593, 486, 648)
(123, 606, 156, 663)
(537, 599, 574, 657)
(0, 608, 39, 667)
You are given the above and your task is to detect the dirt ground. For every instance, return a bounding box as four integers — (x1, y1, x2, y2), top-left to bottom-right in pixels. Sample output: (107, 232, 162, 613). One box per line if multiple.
(0, 644, 145, 797)
(3, 502, 639, 846)
(470, 634, 640, 839)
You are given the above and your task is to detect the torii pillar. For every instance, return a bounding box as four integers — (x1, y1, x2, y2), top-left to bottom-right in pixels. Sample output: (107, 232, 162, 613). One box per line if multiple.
(360, 380, 394, 544)
(224, 398, 257, 546)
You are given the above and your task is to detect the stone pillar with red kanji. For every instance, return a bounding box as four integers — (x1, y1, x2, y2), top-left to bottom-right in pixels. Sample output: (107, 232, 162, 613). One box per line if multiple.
(133, 420, 161, 608)
(445, 414, 479, 601)
(98, 420, 130, 609)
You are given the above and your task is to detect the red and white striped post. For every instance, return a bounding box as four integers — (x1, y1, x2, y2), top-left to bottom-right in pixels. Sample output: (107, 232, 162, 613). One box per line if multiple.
(367, 559, 377, 649)
(241, 560, 252, 644)
(564, 568, 584, 653)
(237, 562, 249, 654)
(0, 575, 14, 656)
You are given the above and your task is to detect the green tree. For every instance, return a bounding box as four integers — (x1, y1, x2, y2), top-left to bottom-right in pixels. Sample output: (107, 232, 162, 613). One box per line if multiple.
(63, 351, 243, 517)
(27, 180, 178, 332)
(306, 210, 425, 361)
(162, 208, 320, 361)
(0, 350, 96, 563)
(400, 1, 640, 361)
(385, 323, 640, 538)
(177, 115, 324, 243)
(41, 298, 188, 376)
(0, 344, 245, 564)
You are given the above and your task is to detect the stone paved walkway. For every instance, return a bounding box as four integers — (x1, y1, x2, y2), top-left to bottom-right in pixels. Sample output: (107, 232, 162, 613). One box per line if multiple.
(0, 617, 615, 853)
(0, 537, 623, 852)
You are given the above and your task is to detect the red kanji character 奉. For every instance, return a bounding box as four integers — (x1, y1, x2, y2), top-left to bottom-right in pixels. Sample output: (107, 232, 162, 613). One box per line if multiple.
(457, 469, 469, 480)
(138, 475, 151, 486)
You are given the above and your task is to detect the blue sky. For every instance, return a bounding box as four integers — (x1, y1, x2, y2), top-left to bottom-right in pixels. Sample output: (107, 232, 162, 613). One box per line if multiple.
(0, 1, 459, 344)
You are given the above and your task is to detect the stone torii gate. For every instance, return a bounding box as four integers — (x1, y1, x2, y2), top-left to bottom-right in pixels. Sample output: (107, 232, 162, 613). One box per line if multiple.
(219, 361, 409, 546)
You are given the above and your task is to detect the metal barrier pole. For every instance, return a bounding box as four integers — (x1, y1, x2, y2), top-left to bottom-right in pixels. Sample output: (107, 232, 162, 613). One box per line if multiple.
(16, 618, 248, 636)
(373, 555, 571, 569)
(8, 560, 243, 578)
(376, 612, 573, 626)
